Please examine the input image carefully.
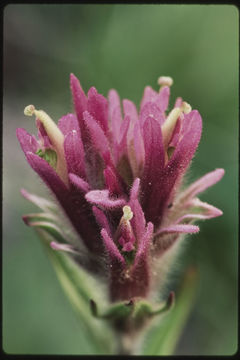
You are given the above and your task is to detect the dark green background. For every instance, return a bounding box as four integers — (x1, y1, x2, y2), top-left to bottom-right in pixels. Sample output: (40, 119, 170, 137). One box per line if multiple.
(3, 4, 238, 355)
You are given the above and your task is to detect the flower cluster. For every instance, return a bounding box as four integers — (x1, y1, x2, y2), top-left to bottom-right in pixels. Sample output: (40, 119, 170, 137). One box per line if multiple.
(17, 74, 224, 303)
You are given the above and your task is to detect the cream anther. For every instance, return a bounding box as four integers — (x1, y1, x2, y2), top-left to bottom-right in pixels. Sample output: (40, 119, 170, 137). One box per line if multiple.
(24, 105, 36, 116)
(123, 205, 133, 221)
(181, 101, 192, 114)
(157, 76, 173, 87)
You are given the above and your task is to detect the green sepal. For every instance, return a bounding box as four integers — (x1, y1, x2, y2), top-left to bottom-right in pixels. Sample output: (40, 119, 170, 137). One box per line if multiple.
(36, 148, 57, 169)
(131, 291, 175, 327)
(90, 291, 175, 334)
(142, 267, 198, 355)
(167, 146, 175, 160)
(90, 299, 134, 320)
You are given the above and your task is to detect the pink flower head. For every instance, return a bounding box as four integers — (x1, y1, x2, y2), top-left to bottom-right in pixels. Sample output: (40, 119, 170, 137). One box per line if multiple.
(17, 74, 224, 302)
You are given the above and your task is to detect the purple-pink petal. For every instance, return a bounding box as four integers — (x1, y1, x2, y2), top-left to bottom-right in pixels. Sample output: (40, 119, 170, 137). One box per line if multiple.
(25, 153, 102, 253)
(70, 73, 88, 140)
(58, 113, 80, 136)
(113, 115, 131, 163)
(141, 117, 165, 225)
(20, 188, 57, 212)
(177, 198, 223, 222)
(116, 221, 153, 300)
(92, 206, 111, 235)
(160, 110, 202, 218)
(87, 87, 109, 135)
(85, 189, 126, 209)
(140, 86, 158, 110)
(64, 130, 86, 178)
(110, 242, 151, 300)
(133, 121, 145, 172)
(69, 173, 90, 193)
(130, 177, 140, 201)
(133, 221, 153, 269)
(50, 241, 77, 254)
(174, 97, 183, 108)
(16, 128, 39, 154)
(108, 89, 122, 138)
(83, 110, 110, 160)
(158, 85, 170, 112)
(123, 99, 138, 125)
(128, 179, 146, 241)
(103, 166, 122, 196)
(181, 168, 225, 200)
(139, 102, 165, 127)
(101, 228, 125, 264)
(26, 152, 69, 197)
(167, 112, 202, 174)
(155, 224, 199, 236)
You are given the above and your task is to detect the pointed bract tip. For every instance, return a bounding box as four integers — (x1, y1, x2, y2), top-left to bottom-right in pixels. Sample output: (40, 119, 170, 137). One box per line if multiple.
(130, 178, 141, 200)
(167, 291, 175, 309)
(20, 188, 28, 197)
(16, 127, 25, 137)
(50, 241, 60, 250)
(22, 215, 30, 225)
(126, 299, 134, 307)
(89, 299, 98, 317)
(70, 73, 78, 82)
(215, 208, 223, 217)
(216, 168, 225, 178)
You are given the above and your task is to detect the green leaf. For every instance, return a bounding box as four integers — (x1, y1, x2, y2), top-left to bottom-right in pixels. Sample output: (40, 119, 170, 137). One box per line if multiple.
(24, 215, 67, 243)
(36, 148, 57, 169)
(142, 267, 198, 355)
(35, 228, 115, 354)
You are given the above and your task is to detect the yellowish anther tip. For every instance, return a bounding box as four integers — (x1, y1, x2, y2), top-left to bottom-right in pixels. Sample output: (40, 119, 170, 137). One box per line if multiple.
(181, 101, 192, 114)
(24, 105, 35, 116)
(157, 76, 173, 87)
(123, 205, 133, 221)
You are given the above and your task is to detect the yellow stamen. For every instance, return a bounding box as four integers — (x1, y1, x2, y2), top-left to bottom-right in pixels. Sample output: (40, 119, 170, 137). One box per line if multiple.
(157, 76, 173, 89)
(161, 107, 182, 148)
(181, 101, 192, 114)
(161, 100, 192, 149)
(24, 104, 36, 116)
(123, 205, 133, 221)
(24, 104, 69, 186)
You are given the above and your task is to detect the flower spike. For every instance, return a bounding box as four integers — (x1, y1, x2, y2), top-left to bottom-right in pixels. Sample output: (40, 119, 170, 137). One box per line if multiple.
(18, 74, 224, 330)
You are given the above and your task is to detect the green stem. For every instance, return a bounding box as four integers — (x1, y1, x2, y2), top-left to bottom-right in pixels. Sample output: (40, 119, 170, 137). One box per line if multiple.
(117, 333, 135, 355)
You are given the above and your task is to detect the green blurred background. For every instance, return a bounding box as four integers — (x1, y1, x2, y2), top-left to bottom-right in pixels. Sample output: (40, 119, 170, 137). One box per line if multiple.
(3, 4, 238, 355)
